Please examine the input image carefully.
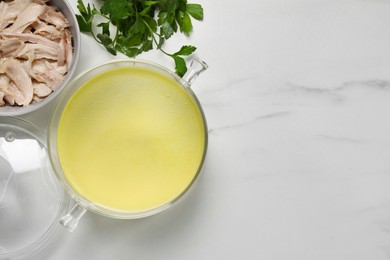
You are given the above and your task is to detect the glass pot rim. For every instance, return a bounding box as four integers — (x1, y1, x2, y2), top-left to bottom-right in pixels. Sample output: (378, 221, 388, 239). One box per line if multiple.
(47, 58, 208, 220)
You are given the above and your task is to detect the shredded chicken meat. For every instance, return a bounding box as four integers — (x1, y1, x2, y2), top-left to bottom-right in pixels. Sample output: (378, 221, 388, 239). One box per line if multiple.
(0, 0, 73, 107)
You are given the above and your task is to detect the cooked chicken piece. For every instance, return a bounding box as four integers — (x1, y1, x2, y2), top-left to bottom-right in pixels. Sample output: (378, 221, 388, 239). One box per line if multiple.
(31, 0, 49, 4)
(55, 64, 67, 75)
(0, 2, 12, 31)
(0, 74, 9, 85)
(23, 26, 33, 33)
(58, 33, 66, 66)
(57, 28, 73, 68)
(2, 58, 33, 106)
(32, 20, 62, 41)
(18, 43, 59, 60)
(43, 60, 67, 76)
(3, 3, 45, 33)
(0, 32, 60, 50)
(6, 0, 48, 15)
(0, 1, 23, 31)
(2, 33, 61, 61)
(2, 86, 16, 105)
(0, 74, 25, 106)
(64, 29, 73, 69)
(0, 75, 10, 106)
(0, 39, 25, 57)
(7, 82, 27, 106)
(28, 60, 64, 90)
(0, 91, 5, 106)
(28, 59, 45, 71)
(44, 61, 65, 90)
(39, 5, 69, 30)
(33, 81, 52, 97)
(32, 95, 44, 102)
(0, 0, 45, 30)
(0, 74, 14, 105)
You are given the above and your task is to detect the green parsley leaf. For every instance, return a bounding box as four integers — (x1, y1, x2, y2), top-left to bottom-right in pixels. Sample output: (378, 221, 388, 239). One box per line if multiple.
(173, 45, 196, 56)
(145, 1, 158, 6)
(139, 5, 153, 16)
(129, 18, 147, 35)
(143, 16, 157, 33)
(172, 56, 187, 77)
(186, 4, 203, 20)
(141, 39, 153, 52)
(97, 33, 113, 46)
(76, 0, 97, 32)
(105, 46, 118, 55)
(97, 22, 110, 36)
(100, 0, 131, 23)
(76, 0, 204, 77)
(116, 45, 140, 57)
(76, 14, 90, 32)
(161, 21, 174, 39)
(180, 11, 192, 34)
(158, 0, 180, 13)
(117, 34, 143, 48)
(76, 0, 88, 16)
(157, 11, 167, 25)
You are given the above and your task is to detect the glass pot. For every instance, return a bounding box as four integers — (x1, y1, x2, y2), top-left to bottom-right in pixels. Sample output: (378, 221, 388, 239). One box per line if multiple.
(48, 58, 208, 232)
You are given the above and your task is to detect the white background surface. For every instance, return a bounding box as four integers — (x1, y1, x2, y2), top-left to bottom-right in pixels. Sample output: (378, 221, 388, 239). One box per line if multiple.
(18, 0, 390, 259)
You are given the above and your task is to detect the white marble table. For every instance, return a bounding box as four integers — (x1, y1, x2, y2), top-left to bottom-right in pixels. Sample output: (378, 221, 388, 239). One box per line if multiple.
(24, 0, 390, 259)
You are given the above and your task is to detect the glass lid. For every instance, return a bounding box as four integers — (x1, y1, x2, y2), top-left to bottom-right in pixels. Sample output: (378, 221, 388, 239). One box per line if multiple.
(0, 117, 69, 259)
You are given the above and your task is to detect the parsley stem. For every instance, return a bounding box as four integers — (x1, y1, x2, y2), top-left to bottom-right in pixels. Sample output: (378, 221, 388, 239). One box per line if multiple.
(94, 9, 110, 21)
(90, 25, 102, 44)
(142, 20, 172, 57)
(113, 26, 119, 44)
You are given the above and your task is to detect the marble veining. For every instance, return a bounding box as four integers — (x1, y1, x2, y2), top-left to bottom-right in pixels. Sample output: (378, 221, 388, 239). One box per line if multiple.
(208, 111, 290, 133)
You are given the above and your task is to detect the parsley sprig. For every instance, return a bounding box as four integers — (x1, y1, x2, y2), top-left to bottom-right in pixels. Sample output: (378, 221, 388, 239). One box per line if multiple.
(76, 0, 204, 77)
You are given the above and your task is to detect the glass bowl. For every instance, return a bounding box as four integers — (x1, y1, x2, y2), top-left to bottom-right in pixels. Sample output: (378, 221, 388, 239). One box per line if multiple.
(48, 58, 208, 231)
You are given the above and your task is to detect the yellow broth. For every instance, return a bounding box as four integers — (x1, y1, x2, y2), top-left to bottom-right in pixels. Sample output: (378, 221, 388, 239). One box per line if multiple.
(57, 67, 205, 211)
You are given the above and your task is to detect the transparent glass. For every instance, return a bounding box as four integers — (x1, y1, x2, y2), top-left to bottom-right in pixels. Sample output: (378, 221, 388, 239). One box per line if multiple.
(48, 58, 208, 230)
(0, 117, 69, 259)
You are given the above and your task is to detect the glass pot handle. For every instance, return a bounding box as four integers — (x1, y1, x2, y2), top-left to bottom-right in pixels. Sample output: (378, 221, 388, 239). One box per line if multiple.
(60, 203, 87, 232)
(181, 57, 208, 88)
